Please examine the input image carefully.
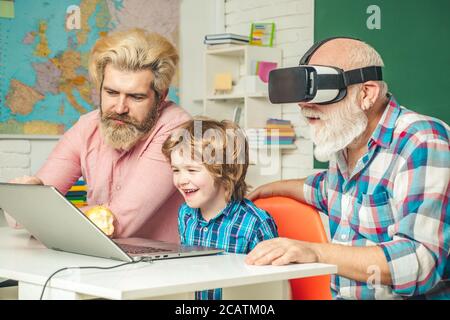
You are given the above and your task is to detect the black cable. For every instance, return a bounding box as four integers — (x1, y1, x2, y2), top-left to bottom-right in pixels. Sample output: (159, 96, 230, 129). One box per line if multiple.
(39, 258, 150, 300)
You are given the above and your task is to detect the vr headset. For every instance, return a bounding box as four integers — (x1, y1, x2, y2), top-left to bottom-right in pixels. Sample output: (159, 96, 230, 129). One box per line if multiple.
(268, 37, 383, 105)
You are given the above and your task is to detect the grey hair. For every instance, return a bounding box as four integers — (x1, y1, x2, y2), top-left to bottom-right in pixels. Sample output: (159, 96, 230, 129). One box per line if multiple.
(346, 41, 388, 97)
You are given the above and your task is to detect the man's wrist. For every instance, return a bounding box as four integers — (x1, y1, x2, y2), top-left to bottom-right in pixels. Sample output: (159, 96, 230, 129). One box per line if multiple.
(308, 242, 325, 263)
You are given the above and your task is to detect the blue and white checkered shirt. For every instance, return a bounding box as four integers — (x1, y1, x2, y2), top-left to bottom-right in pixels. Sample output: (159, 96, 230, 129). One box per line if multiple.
(303, 95, 450, 299)
(178, 199, 278, 300)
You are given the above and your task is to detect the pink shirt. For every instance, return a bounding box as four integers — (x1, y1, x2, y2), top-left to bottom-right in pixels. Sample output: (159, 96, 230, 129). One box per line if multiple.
(36, 101, 191, 242)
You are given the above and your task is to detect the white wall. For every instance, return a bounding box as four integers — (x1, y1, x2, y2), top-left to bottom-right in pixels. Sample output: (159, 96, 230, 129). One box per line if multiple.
(179, 0, 225, 116)
(224, 0, 316, 179)
(0, 137, 58, 182)
(0, 210, 5, 227)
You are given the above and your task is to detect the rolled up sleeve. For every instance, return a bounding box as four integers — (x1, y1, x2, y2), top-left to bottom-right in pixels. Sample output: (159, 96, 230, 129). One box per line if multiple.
(36, 118, 83, 194)
(303, 170, 329, 215)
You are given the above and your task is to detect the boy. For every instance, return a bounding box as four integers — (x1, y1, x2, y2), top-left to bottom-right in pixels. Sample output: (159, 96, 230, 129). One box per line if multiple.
(162, 117, 278, 300)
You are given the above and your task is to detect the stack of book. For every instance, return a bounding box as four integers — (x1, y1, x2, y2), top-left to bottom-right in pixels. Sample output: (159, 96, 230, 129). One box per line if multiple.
(266, 119, 296, 145)
(246, 119, 296, 147)
(246, 128, 267, 147)
(65, 179, 87, 208)
(204, 33, 249, 47)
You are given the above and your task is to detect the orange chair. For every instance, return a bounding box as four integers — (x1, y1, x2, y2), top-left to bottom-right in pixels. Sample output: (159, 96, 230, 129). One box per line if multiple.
(254, 196, 332, 300)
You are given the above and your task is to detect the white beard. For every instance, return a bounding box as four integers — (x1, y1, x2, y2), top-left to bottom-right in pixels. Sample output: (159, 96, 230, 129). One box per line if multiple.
(302, 92, 368, 162)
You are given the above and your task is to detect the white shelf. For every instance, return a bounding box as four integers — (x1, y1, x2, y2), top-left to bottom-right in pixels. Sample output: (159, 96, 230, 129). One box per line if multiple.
(249, 144, 297, 150)
(206, 94, 245, 100)
(205, 45, 246, 56)
(206, 92, 268, 100)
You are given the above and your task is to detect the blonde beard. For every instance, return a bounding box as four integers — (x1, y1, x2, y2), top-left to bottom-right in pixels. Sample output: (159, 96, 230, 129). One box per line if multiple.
(100, 105, 159, 152)
(304, 92, 368, 162)
(100, 122, 145, 151)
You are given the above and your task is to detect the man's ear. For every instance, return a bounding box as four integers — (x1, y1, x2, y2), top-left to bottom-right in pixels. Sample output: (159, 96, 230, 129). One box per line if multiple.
(160, 89, 169, 102)
(359, 81, 380, 111)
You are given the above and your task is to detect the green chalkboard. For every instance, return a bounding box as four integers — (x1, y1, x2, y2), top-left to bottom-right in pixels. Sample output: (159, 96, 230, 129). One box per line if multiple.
(313, 0, 450, 169)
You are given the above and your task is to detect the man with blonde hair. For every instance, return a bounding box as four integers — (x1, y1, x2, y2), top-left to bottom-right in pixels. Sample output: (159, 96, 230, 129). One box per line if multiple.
(6, 28, 191, 242)
(246, 37, 449, 299)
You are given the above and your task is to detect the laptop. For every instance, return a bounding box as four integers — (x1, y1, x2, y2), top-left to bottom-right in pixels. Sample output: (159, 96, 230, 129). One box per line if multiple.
(0, 183, 222, 262)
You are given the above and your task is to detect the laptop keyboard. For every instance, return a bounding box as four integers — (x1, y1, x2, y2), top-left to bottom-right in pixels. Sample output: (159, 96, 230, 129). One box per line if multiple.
(119, 243, 171, 254)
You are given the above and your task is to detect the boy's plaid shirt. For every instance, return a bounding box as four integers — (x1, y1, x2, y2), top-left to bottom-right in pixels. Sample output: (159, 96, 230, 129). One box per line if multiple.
(303, 95, 449, 299)
(178, 199, 278, 300)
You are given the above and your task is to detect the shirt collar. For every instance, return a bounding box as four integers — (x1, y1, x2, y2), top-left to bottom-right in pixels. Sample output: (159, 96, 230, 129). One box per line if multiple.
(368, 94, 401, 149)
(186, 200, 241, 222)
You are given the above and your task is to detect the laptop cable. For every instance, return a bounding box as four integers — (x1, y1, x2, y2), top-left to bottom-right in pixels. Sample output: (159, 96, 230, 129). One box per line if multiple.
(39, 257, 152, 300)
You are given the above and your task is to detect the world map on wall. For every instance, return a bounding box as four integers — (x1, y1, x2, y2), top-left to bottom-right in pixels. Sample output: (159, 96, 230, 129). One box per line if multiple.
(0, 0, 180, 135)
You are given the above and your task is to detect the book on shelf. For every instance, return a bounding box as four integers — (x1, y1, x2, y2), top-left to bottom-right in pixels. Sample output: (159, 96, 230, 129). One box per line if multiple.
(68, 185, 87, 192)
(246, 130, 295, 137)
(205, 33, 249, 41)
(266, 136, 295, 142)
(65, 191, 87, 197)
(248, 141, 295, 147)
(74, 179, 86, 186)
(266, 130, 296, 137)
(266, 124, 293, 129)
(65, 179, 87, 207)
(204, 38, 249, 45)
(267, 118, 291, 124)
(265, 140, 295, 145)
(247, 119, 297, 146)
(247, 128, 296, 143)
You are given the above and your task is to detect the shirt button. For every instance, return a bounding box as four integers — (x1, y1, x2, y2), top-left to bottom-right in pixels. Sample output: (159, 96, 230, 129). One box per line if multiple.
(340, 234, 347, 240)
(203, 227, 208, 232)
(116, 185, 121, 190)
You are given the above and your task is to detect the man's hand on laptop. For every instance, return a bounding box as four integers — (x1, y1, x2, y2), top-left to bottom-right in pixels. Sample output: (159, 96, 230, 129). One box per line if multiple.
(4, 175, 43, 229)
(9, 176, 43, 185)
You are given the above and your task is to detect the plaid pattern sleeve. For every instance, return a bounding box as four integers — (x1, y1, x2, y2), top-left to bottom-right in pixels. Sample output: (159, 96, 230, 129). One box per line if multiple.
(378, 128, 450, 297)
(178, 200, 278, 300)
(249, 213, 279, 251)
(303, 170, 329, 215)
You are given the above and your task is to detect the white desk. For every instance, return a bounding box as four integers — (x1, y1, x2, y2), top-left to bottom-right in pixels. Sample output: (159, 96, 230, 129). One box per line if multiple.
(0, 227, 337, 300)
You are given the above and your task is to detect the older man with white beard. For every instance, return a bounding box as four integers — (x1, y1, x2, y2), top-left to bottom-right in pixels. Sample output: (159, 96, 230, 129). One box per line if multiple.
(246, 38, 449, 300)
(5, 29, 191, 242)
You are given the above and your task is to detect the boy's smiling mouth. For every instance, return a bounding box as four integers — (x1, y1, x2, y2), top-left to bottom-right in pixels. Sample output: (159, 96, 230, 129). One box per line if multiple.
(182, 188, 199, 196)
